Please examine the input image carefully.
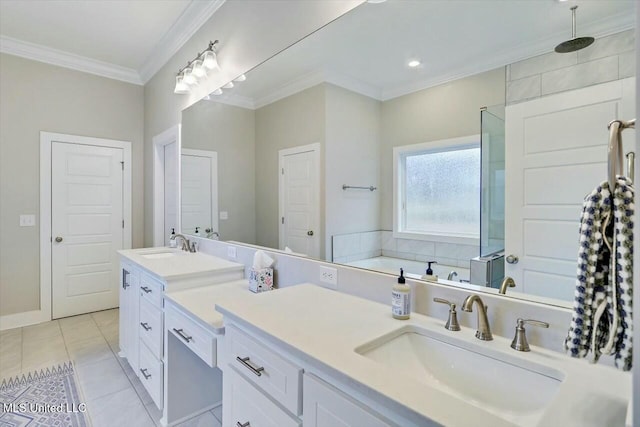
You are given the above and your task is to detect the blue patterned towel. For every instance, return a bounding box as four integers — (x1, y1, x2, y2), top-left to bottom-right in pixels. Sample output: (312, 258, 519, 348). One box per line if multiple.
(565, 176, 634, 371)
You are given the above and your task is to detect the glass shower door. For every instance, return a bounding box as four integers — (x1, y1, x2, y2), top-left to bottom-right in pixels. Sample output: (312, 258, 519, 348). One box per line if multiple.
(480, 106, 505, 258)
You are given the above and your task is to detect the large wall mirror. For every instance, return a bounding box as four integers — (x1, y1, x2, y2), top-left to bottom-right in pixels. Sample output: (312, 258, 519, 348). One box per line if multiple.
(180, 0, 636, 306)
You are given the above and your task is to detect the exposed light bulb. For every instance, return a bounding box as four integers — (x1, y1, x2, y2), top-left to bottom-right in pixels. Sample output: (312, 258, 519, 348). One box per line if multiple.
(222, 82, 234, 89)
(174, 75, 190, 94)
(408, 60, 421, 68)
(234, 74, 247, 82)
(202, 50, 219, 70)
(192, 59, 207, 78)
(211, 88, 223, 95)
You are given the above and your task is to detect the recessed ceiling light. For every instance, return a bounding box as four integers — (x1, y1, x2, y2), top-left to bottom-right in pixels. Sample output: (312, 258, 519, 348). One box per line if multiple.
(408, 60, 421, 68)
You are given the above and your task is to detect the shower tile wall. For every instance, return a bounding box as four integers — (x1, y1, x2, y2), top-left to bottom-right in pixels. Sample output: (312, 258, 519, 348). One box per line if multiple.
(333, 231, 478, 269)
(506, 29, 635, 104)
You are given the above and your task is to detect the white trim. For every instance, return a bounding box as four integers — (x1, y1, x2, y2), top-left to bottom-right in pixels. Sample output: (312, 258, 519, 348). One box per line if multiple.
(153, 125, 181, 246)
(393, 135, 481, 243)
(36, 132, 132, 327)
(278, 143, 321, 256)
(0, 35, 142, 85)
(138, 0, 226, 83)
(0, 310, 50, 331)
(254, 70, 325, 109)
(181, 149, 219, 237)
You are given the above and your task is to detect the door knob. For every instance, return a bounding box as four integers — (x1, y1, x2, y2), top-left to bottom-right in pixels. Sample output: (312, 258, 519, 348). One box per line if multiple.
(307, 230, 314, 236)
(55, 237, 63, 243)
(506, 254, 519, 264)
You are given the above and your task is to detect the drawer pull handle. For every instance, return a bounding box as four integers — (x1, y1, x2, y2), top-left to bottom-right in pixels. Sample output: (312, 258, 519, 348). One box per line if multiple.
(140, 322, 151, 331)
(140, 368, 152, 380)
(236, 422, 250, 427)
(141, 286, 152, 293)
(236, 356, 265, 377)
(173, 328, 193, 343)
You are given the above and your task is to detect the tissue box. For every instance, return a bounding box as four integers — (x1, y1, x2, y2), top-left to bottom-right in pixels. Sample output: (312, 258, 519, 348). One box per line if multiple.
(249, 267, 274, 293)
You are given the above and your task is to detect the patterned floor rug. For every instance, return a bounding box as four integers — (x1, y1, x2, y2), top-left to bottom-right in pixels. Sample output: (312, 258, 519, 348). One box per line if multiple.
(0, 362, 90, 427)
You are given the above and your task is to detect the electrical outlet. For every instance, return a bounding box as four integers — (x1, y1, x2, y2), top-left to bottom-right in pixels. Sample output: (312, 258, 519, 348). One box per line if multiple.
(319, 266, 338, 288)
(227, 246, 237, 259)
(219, 211, 228, 220)
(19, 214, 36, 227)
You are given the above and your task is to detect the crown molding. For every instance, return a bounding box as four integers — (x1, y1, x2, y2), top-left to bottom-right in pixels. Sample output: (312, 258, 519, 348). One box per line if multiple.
(0, 35, 142, 84)
(206, 92, 255, 110)
(138, 0, 226, 84)
(381, 12, 634, 100)
(253, 70, 326, 109)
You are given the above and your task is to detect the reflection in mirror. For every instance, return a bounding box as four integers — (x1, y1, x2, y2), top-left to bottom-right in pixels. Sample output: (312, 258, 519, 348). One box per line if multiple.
(180, 0, 635, 305)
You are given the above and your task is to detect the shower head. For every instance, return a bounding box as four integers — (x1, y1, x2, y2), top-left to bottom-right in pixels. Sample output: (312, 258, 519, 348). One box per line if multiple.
(555, 6, 594, 53)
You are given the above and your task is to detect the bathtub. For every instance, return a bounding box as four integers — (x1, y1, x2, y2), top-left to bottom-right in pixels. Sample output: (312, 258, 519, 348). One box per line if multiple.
(344, 256, 470, 282)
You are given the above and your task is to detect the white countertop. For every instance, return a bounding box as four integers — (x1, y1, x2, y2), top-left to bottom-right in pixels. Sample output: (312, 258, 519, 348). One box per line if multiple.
(118, 247, 244, 281)
(164, 280, 255, 334)
(215, 284, 631, 427)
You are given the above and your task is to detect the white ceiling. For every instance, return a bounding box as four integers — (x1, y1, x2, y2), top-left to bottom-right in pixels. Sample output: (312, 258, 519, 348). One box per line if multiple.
(212, 0, 635, 107)
(0, 0, 225, 84)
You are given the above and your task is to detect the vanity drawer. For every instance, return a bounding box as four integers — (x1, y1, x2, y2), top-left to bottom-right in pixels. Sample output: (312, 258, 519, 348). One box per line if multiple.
(226, 367, 301, 427)
(139, 273, 163, 308)
(227, 324, 302, 415)
(138, 341, 163, 411)
(139, 297, 163, 359)
(166, 304, 217, 367)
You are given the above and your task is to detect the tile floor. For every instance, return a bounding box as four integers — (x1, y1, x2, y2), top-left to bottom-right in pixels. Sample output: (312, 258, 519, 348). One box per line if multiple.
(0, 309, 222, 427)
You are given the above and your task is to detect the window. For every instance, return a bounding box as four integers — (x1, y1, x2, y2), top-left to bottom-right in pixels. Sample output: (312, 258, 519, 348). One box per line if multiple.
(394, 136, 480, 241)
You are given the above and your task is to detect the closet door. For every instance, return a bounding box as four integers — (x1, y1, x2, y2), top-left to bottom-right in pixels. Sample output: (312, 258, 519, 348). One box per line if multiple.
(504, 78, 635, 301)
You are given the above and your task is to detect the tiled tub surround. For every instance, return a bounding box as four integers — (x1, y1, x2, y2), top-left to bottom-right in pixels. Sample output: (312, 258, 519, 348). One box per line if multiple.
(333, 230, 478, 267)
(506, 29, 635, 104)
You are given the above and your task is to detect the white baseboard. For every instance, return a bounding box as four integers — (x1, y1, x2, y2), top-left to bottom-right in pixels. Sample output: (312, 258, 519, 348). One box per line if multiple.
(0, 309, 50, 331)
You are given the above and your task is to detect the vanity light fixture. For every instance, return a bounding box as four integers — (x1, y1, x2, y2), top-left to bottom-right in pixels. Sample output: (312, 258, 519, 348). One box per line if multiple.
(211, 88, 223, 96)
(234, 74, 246, 82)
(408, 59, 421, 68)
(222, 82, 234, 89)
(174, 40, 219, 94)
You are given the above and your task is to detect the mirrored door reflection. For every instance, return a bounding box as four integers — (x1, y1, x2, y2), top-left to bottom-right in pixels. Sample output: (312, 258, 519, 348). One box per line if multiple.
(181, 149, 219, 238)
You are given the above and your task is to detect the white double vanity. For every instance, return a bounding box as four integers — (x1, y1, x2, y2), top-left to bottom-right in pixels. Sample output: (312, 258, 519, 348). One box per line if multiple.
(118, 245, 631, 427)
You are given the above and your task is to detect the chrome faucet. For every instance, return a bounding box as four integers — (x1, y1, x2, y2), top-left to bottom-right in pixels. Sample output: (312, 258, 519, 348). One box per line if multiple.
(499, 276, 516, 294)
(171, 233, 197, 253)
(447, 271, 458, 281)
(462, 294, 493, 340)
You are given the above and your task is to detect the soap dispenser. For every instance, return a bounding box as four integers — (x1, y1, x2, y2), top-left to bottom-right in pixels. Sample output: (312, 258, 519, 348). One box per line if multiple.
(194, 227, 201, 237)
(169, 228, 177, 248)
(392, 268, 411, 320)
(422, 261, 438, 281)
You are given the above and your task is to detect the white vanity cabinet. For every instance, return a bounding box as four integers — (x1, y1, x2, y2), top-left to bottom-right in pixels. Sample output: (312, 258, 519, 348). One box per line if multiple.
(221, 321, 399, 427)
(117, 249, 244, 413)
(303, 374, 394, 427)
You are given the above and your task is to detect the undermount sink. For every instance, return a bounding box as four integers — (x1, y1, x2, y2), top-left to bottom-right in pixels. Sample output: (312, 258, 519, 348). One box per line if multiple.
(355, 325, 564, 424)
(135, 248, 185, 259)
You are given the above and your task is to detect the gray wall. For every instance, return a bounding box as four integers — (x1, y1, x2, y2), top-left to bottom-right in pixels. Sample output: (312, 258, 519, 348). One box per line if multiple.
(181, 101, 256, 244)
(507, 29, 635, 104)
(0, 53, 144, 316)
(255, 84, 326, 253)
(380, 67, 507, 230)
(325, 83, 381, 260)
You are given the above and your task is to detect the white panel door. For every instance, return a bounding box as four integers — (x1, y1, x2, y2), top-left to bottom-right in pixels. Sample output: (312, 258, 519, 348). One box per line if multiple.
(52, 142, 124, 318)
(280, 145, 320, 257)
(164, 142, 178, 245)
(505, 78, 635, 301)
(181, 150, 218, 236)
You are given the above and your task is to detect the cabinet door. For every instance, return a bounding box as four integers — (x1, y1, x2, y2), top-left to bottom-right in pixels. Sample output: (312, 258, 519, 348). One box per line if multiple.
(303, 374, 394, 427)
(224, 368, 300, 427)
(118, 262, 139, 371)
